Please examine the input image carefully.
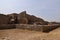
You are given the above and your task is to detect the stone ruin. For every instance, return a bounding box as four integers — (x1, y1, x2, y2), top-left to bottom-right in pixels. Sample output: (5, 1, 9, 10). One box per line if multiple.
(0, 11, 60, 32)
(5, 11, 48, 25)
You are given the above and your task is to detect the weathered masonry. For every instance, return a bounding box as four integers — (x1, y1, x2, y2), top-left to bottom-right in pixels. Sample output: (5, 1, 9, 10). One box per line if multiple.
(16, 24, 60, 32)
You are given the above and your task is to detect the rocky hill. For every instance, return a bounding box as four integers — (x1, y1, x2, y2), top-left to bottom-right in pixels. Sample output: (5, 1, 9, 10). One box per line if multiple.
(0, 11, 48, 25)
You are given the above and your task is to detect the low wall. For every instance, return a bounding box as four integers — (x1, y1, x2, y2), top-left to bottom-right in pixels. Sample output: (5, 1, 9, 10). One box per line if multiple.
(16, 24, 42, 31)
(0, 24, 16, 30)
(0, 24, 60, 32)
(41, 24, 60, 32)
(16, 24, 60, 32)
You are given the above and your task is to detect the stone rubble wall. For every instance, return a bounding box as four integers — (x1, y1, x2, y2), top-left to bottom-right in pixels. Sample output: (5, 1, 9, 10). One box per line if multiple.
(0, 24, 60, 32)
(16, 24, 60, 32)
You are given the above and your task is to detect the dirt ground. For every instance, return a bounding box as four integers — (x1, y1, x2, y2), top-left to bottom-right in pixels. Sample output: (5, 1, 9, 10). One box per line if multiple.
(0, 27, 60, 40)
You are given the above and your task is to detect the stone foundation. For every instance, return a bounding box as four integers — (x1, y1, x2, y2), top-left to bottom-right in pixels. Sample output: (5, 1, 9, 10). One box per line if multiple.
(16, 24, 60, 32)
(0, 24, 60, 32)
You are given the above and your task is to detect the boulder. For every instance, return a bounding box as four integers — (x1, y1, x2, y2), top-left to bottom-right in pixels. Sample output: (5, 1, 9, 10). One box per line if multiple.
(18, 18, 28, 24)
(18, 11, 28, 24)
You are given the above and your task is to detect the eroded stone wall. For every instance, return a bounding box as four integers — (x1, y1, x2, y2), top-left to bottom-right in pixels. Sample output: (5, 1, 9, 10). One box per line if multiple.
(16, 24, 60, 32)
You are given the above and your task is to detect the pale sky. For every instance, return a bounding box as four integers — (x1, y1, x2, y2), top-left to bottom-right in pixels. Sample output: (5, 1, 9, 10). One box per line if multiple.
(0, 0, 60, 22)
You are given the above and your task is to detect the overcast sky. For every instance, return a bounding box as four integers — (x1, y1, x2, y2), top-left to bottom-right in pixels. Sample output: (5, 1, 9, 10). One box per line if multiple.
(0, 0, 60, 22)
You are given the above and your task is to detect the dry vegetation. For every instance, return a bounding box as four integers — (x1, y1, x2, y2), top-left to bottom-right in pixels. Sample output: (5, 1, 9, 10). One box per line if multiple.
(0, 27, 60, 40)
